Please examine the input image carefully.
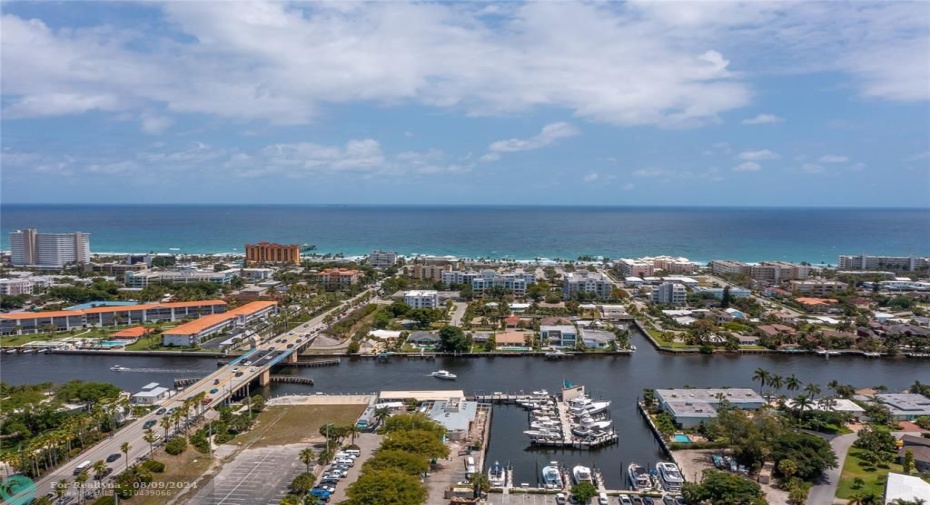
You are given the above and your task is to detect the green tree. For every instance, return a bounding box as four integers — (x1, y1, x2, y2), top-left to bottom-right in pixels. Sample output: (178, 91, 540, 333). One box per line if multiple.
(381, 429, 449, 459)
(299, 447, 316, 474)
(721, 286, 732, 308)
(903, 449, 914, 474)
(681, 469, 766, 505)
(770, 432, 837, 481)
(570, 481, 598, 503)
(363, 449, 429, 476)
(290, 472, 315, 495)
(380, 413, 446, 438)
(778, 459, 798, 480)
(344, 468, 427, 505)
(752, 368, 770, 394)
(468, 472, 492, 497)
(438, 325, 469, 353)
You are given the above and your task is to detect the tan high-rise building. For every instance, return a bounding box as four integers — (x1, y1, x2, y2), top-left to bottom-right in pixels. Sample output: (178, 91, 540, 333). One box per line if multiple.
(245, 242, 301, 265)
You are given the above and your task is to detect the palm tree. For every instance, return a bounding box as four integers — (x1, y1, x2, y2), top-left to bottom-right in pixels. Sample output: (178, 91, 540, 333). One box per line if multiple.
(144, 429, 157, 456)
(769, 374, 784, 398)
(92, 460, 107, 481)
(792, 394, 813, 420)
(785, 374, 802, 392)
(804, 383, 822, 399)
(160, 416, 172, 440)
(827, 379, 841, 395)
(469, 472, 492, 498)
(299, 447, 316, 474)
(345, 424, 361, 445)
(75, 469, 89, 503)
(373, 407, 390, 428)
(120, 442, 131, 470)
(752, 368, 770, 394)
(54, 479, 68, 500)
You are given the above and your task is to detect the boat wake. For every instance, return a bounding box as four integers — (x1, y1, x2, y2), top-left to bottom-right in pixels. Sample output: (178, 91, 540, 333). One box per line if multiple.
(114, 367, 207, 374)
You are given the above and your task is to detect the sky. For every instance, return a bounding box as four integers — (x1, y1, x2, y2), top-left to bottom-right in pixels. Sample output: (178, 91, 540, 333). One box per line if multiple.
(1, 1, 929, 207)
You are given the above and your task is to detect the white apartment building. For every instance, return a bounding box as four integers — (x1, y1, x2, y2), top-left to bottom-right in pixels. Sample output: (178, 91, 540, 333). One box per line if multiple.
(125, 268, 240, 288)
(10, 229, 91, 267)
(441, 269, 536, 296)
(0, 278, 35, 296)
(562, 271, 614, 300)
(710, 259, 809, 282)
(839, 254, 930, 272)
(368, 250, 398, 268)
(404, 290, 440, 309)
(692, 286, 752, 299)
(652, 282, 687, 306)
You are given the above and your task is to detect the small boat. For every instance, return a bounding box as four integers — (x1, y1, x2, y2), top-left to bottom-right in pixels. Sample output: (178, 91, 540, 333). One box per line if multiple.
(431, 370, 456, 380)
(545, 350, 567, 359)
(572, 465, 593, 485)
(110, 365, 126, 371)
(628, 463, 651, 491)
(656, 462, 683, 492)
(488, 461, 506, 488)
(20, 348, 34, 354)
(168, 247, 181, 251)
(541, 462, 563, 489)
(5, 349, 17, 354)
(37, 348, 49, 353)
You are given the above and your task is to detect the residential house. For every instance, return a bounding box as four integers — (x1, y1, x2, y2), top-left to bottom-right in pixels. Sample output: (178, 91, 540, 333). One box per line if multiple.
(578, 327, 616, 349)
(494, 331, 528, 348)
(319, 268, 362, 290)
(540, 324, 578, 348)
(655, 388, 766, 429)
(406, 331, 440, 347)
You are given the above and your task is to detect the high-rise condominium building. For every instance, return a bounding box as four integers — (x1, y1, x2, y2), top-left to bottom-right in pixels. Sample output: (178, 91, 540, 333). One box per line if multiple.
(10, 229, 91, 267)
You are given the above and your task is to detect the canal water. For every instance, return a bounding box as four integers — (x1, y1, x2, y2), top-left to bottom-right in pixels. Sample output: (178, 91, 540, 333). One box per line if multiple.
(1, 330, 927, 488)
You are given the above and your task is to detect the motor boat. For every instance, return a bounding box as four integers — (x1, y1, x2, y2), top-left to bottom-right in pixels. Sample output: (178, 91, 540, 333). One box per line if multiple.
(20, 348, 34, 354)
(541, 462, 563, 489)
(579, 417, 612, 431)
(431, 370, 457, 380)
(628, 463, 651, 491)
(572, 465, 593, 485)
(656, 462, 683, 492)
(488, 461, 506, 488)
(110, 365, 126, 371)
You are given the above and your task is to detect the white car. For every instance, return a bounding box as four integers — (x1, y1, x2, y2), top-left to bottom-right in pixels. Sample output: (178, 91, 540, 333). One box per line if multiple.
(598, 493, 609, 505)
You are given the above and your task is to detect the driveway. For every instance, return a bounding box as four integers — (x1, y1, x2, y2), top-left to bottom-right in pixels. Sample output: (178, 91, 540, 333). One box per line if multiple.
(450, 302, 468, 327)
(807, 433, 856, 505)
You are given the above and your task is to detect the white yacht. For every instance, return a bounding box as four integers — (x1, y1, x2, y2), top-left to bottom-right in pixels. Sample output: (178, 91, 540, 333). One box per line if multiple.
(431, 370, 457, 380)
(627, 463, 651, 491)
(488, 461, 506, 488)
(572, 465, 593, 485)
(656, 462, 683, 492)
(579, 417, 612, 431)
(541, 462, 563, 489)
(110, 365, 126, 371)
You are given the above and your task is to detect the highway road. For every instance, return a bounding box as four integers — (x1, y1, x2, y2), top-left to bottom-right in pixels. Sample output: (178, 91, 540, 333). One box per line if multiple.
(33, 287, 376, 502)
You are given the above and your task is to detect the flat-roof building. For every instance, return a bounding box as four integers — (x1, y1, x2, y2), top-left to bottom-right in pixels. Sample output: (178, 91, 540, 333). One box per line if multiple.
(840, 254, 930, 272)
(425, 398, 480, 441)
(562, 271, 613, 300)
(131, 383, 170, 404)
(161, 301, 277, 347)
(884, 472, 930, 504)
(404, 290, 439, 309)
(655, 388, 765, 428)
(0, 300, 227, 335)
(872, 394, 930, 421)
(367, 250, 398, 268)
(10, 229, 91, 267)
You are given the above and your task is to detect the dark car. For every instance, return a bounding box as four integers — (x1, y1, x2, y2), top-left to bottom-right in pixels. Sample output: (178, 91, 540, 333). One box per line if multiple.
(106, 453, 121, 463)
(662, 496, 676, 505)
(143, 420, 157, 429)
(210, 388, 218, 394)
(155, 408, 166, 415)
(642, 498, 655, 505)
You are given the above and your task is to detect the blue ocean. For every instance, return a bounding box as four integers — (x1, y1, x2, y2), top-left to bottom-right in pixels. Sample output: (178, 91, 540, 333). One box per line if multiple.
(1, 205, 927, 265)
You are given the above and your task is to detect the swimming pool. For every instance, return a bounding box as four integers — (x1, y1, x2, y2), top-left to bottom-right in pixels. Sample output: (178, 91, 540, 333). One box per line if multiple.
(673, 434, 692, 443)
(98, 341, 127, 348)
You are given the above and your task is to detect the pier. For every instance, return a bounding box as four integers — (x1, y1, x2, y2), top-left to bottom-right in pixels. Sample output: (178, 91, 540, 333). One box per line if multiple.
(174, 375, 315, 388)
(280, 358, 341, 367)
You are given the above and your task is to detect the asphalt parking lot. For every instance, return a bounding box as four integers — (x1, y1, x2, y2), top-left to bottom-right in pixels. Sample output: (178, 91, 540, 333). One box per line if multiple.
(186, 445, 303, 505)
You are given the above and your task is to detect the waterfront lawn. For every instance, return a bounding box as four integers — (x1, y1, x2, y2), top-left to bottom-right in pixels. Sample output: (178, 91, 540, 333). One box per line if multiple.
(0, 328, 107, 347)
(647, 328, 694, 349)
(835, 447, 905, 500)
(236, 404, 366, 448)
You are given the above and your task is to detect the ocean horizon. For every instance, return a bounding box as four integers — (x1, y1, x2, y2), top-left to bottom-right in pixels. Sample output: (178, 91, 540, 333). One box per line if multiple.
(2, 204, 928, 265)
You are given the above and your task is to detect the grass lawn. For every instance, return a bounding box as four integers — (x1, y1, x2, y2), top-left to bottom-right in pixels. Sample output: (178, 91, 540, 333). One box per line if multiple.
(835, 447, 905, 500)
(133, 440, 215, 505)
(0, 329, 106, 347)
(236, 405, 367, 449)
(647, 328, 695, 349)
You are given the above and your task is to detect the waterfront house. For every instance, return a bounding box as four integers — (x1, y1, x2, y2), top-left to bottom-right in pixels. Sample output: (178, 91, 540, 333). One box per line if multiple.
(540, 324, 578, 348)
(504, 316, 521, 329)
(883, 473, 930, 504)
(131, 382, 170, 405)
(578, 327, 616, 349)
(406, 331, 440, 347)
(493, 331, 528, 349)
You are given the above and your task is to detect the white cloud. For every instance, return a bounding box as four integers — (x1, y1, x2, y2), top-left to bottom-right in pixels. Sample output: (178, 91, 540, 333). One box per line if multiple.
(261, 140, 385, 172)
(732, 161, 761, 172)
(737, 150, 779, 161)
(847, 162, 866, 171)
(0, 3, 753, 127)
(904, 151, 930, 162)
(140, 113, 173, 135)
(582, 172, 599, 183)
(799, 163, 825, 174)
(488, 123, 580, 153)
(818, 155, 849, 163)
(741, 114, 784, 125)
(632, 167, 667, 177)
(479, 153, 501, 163)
